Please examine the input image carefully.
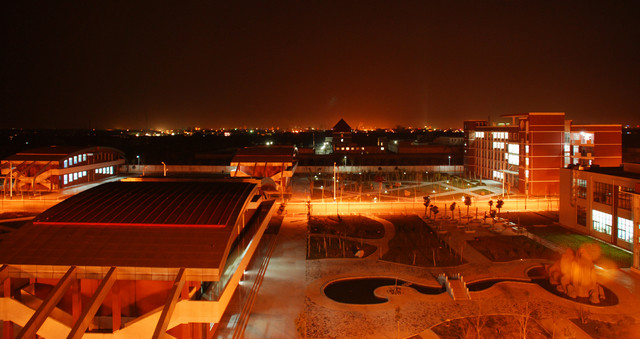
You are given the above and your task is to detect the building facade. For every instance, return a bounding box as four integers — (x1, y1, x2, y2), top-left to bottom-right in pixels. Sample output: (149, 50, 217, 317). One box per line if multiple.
(464, 112, 622, 196)
(1, 146, 125, 195)
(559, 163, 640, 270)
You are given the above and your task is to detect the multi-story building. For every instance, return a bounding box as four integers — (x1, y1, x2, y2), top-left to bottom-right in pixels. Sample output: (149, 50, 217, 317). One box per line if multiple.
(464, 112, 621, 196)
(559, 163, 640, 271)
(1, 146, 125, 195)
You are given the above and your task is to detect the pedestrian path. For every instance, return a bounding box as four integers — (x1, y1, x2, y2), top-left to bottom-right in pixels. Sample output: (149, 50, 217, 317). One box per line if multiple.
(243, 216, 307, 339)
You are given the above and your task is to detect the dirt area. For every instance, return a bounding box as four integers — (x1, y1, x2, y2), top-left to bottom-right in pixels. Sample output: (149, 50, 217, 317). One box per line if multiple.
(308, 215, 384, 239)
(307, 236, 377, 259)
(571, 316, 637, 339)
(431, 314, 551, 339)
(381, 215, 464, 267)
(499, 212, 557, 226)
(467, 236, 559, 262)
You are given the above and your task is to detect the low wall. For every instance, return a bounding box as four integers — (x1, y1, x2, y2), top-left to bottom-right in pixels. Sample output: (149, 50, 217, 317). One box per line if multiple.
(297, 165, 463, 174)
(122, 165, 234, 175)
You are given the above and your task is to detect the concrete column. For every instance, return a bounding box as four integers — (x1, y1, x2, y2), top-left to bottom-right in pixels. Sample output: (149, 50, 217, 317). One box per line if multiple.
(71, 279, 81, 323)
(3, 277, 12, 339)
(112, 281, 121, 331)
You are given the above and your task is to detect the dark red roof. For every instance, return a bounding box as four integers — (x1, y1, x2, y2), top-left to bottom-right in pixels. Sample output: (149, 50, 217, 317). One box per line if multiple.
(35, 181, 256, 227)
(0, 180, 264, 270)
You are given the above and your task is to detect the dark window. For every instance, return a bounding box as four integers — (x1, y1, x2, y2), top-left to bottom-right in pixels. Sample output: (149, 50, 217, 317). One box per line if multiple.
(593, 182, 612, 205)
(577, 206, 587, 226)
(576, 179, 587, 199)
(618, 191, 632, 210)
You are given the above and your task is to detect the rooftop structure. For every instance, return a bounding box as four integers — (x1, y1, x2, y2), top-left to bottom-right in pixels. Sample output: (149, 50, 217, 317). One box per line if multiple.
(230, 145, 297, 198)
(1, 146, 125, 195)
(0, 179, 276, 338)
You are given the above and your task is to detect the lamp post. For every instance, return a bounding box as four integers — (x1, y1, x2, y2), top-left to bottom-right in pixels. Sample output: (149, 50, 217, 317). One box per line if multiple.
(161, 162, 167, 177)
(136, 155, 140, 166)
(448, 156, 451, 166)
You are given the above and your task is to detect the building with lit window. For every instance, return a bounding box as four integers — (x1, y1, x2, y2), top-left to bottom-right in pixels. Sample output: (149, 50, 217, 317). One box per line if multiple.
(464, 112, 622, 196)
(230, 145, 298, 198)
(0, 179, 276, 338)
(559, 163, 640, 271)
(1, 146, 125, 195)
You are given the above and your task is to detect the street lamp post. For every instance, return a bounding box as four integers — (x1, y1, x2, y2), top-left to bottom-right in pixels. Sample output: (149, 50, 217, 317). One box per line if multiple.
(448, 156, 451, 166)
(136, 155, 140, 167)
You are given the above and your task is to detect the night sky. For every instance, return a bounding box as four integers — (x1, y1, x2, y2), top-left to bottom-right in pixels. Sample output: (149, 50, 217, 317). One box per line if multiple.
(3, 1, 639, 130)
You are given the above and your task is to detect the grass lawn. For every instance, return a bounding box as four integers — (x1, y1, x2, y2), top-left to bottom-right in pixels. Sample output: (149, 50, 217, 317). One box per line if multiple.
(471, 188, 493, 196)
(527, 225, 632, 268)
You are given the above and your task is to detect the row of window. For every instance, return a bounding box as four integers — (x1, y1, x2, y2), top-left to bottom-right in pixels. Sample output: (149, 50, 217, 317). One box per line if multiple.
(338, 147, 367, 151)
(96, 166, 114, 175)
(61, 166, 114, 185)
(492, 132, 508, 139)
(591, 210, 635, 243)
(63, 171, 87, 185)
(63, 154, 88, 168)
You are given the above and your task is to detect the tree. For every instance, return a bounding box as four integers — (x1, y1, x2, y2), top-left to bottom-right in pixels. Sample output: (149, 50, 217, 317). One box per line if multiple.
(496, 199, 504, 216)
(431, 205, 439, 220)
(423, 196, 431, 217)
(449, 202, 457, 220)
(464, 195, 472, 216)
(488, 199, 494, 212)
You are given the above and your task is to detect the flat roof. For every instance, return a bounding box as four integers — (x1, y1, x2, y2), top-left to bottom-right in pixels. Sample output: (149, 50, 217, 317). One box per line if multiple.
(231, 146, 296, 163)
(0, 181, 261, 271)
(3, 145, 123, 162)
(568, 165, 640, 180)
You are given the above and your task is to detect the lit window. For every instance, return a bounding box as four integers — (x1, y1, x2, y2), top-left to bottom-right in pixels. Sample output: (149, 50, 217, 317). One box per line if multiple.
(73, 156, 77, 164)
(109, 166, 113, 174)
(69, 158, 73, 166)
(592, 210, 612, 235)
(63, 160, 68, 168)
(525, 158, 529, 166)
(525, 170, 529, 178)
(82, 154, 86, 162)
(83, 171, 87, 177)
(508, 144, 519, 154)
(346, 147, 349, 150)
(95, 169, 98, 174)
(508, 154, 519, 165)
(63, 174, 68, 185)
(380, 147, 385, 151)
(475, 131, 485, 138)
(618, 217, 633, 242)
(525, 145, 529, 153)
(341, 138, 344, 142)
(73, 172, 78, 181)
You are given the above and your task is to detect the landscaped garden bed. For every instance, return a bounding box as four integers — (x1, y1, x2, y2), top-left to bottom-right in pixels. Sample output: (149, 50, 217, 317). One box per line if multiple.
(431, 314, 551, 339)
(307, 236, 377, 259)
(570, 316, 636, 339)
(308, 215, 384, 239)
(467, 236, 559, 262)
(381, 215, 464, 267)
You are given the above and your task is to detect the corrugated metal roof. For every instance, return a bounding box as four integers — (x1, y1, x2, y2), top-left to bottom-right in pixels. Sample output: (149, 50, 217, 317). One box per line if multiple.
(35, 181, 256, 227)
(0, 180, 264, 271)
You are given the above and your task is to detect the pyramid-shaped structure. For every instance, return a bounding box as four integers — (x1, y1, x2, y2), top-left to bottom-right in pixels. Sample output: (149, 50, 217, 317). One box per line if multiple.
(332, 118, 352, 132)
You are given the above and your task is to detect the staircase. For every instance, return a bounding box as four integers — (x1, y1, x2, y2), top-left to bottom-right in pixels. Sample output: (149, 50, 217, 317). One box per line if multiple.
(438, 273, 470, 301)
